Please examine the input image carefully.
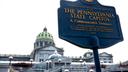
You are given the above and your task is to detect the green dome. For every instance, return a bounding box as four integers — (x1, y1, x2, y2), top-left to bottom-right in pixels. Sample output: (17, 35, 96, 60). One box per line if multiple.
(36, 27, 53, 40)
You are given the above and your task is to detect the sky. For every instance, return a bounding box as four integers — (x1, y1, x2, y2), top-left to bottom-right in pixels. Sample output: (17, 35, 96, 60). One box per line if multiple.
(0, 0, 128, 63)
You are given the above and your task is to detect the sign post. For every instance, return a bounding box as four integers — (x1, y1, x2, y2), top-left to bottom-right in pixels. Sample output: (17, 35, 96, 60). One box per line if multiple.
(90, 36, 101, 72)
(58, 0, 123, 72)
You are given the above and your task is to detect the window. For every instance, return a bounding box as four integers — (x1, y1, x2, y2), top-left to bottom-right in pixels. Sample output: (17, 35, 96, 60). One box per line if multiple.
(108, 58, 111, 60)
(86, 54, 90, 57)
(49, 42, 52, 45)
(36, 42, 39, 46)
(103, 58, 107, 60)
(41, 33, 44, 36)
(45, 34, 47, 37)
(40, 42, 43, 46)
(39, 59, 44, 62)
(45, 41, 48, 45)
(39, 59, 41, 62)
(109, 61, 112, 63)
(104, 61, 107, 63)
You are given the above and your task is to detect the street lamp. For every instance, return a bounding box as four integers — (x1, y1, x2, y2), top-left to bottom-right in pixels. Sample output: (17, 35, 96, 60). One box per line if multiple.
(64, 69, 69, 72)
(46, 60, 48, 70)
(79, 58, 83, 66)
(58, 58, 62, 72)
(30, 59, 33, 66)
(83, 61, 86, 66)
(89, 69, 94, 72)
(100, 60, 107, 72)
(9, 56, 13, 66)
(58, 59, 62, 66)
(58, 59, 62, 62)
(119, 61, 123, 72)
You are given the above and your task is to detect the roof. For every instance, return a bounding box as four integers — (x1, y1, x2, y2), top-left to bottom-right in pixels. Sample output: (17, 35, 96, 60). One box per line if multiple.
(36, 27, 53, 40)
(48, 50, 62, 59)
(99, 52, 113, 57)
(31, 46, 64, 59)
(33, 46, 64, 52)
(0, 54, 30, 61)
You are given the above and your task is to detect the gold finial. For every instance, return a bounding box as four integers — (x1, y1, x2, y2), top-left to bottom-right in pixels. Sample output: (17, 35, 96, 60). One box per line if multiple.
(85, 0, 94, 2)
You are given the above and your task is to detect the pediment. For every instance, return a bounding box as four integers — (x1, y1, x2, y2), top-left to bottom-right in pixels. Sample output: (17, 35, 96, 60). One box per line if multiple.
(100, 52, 111, 57)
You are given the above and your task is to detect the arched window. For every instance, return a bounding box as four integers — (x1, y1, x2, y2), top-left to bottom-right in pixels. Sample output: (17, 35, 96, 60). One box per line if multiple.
(36, 42, 39, 46)
(45, 34, 47, 37)
(41, 33, 44, 36)
(40, 42, 43, 46)
(45, 41, 48, 45)
(39, 59, 44, 62)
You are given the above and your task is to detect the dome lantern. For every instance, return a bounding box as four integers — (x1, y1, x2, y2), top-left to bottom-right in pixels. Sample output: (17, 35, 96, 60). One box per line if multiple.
(43, 27, 47, 32)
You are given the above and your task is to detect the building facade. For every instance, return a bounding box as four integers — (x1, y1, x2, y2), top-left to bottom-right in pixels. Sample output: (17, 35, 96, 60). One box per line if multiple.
(83, 51, 113, 63)
(0, 27, 127, 72)
(31, 27, 64, 62)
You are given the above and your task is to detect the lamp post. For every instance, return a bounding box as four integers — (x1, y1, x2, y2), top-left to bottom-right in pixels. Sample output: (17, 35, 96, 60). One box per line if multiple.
(9, 56, 13, 66)
(30, 59, 33, 66)
(119, 61, 123, 72)
(79, 58, 83, 66)
(8, 56, 13, 72)
(89, 69, 94, 72)
(58, 59, 62, 72)
(46, 60, 49, 70)
(58, 59, 62, 66)
(100, 60, 104, 72)
(83, 61, 86, 66)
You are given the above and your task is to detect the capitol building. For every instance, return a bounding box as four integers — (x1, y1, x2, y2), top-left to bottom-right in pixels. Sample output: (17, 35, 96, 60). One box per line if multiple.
(0, 28, 127, 72)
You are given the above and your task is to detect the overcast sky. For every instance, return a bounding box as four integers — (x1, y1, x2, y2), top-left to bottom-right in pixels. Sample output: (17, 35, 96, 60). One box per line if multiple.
(0, 0, 128, 63)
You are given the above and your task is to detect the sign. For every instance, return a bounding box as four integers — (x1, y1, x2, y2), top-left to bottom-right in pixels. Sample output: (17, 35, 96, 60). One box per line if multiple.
(58, 0, 123, 49)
